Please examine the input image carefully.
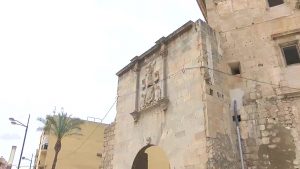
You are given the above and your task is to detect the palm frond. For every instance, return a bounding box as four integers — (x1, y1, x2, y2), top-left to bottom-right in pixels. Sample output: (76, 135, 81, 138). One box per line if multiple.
(38, 112, 83, 139)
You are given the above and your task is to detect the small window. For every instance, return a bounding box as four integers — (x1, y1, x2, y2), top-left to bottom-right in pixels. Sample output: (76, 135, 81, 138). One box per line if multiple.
(209, 89, 214, 96)
(282, 44, 300, 66)
(268, 0, 284, 7)
(229, 62, 241, 75)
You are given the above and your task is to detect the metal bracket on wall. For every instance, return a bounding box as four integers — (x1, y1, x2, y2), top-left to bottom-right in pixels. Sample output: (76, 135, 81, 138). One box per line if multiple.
(232, 115, 241, 122)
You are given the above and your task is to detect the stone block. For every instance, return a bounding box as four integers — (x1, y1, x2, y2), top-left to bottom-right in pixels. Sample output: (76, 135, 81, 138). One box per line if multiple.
(268, 144, 277, 149)
(262, 137, 270, 144)
(246, 138, 256, 146)
(259, 125, 265, 131)
(266, 124, 273, 129)
(261, 131, 269, 137)
(271, 137, 280, 143)
(232, 0, 248, 11)
(258, 118, 266, 125)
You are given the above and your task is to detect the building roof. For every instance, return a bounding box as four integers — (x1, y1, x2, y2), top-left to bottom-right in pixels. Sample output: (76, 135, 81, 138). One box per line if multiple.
(196, 0, 207, 21)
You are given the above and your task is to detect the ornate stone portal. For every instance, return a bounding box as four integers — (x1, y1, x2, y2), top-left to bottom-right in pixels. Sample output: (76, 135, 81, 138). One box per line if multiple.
(130, 42, 169, 122)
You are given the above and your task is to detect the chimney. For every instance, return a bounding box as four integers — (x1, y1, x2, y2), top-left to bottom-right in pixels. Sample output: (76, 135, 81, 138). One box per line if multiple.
(7, 146, 17, 169)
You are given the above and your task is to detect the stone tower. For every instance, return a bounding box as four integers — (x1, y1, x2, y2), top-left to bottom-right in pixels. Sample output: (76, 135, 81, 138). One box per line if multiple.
(101, 0, 300, 169)
(199, 0, 300, 168)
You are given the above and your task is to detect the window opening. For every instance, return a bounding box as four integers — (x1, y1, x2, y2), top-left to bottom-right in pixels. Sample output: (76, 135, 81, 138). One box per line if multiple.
(229, 62, 241, 75)
(268, 0, 284, 7)
(282, 44, 300, 65)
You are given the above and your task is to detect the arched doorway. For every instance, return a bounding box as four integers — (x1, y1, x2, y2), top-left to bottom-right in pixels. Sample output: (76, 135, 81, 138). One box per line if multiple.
(131, 145, 170, 169)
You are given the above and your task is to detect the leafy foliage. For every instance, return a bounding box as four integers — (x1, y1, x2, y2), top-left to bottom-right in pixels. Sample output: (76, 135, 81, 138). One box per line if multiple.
(38, 113, 83, 139)
(38, 111, 83, 169)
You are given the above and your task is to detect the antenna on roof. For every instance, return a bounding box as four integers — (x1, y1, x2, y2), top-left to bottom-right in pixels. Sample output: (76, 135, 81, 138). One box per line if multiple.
(53, 106, 56, 115)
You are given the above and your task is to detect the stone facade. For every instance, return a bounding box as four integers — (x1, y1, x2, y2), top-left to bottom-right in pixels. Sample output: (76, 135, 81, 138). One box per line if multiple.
(101, 19, 241, 169)
(114, 21, 210, 169)
(101, 0, 300, 168)
(204, 0, 300, 168)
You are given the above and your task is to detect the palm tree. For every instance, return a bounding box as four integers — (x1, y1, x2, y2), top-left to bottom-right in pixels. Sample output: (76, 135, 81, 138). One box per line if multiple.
(38, 111, 83, 169)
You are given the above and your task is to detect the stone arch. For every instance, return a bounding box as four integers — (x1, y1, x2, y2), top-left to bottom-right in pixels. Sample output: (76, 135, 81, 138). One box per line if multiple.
(131, 145, 170, 169)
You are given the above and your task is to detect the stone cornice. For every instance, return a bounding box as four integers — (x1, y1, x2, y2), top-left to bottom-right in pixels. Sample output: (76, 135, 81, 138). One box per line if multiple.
(130, 97, 169, 122)
(271, 28, 300, 40)
(196, 0, 207, 22)
(116, 20, 195, 77)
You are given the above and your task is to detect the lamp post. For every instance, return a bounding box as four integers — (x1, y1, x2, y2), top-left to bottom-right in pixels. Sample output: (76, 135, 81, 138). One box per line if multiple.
(9, 114, 30, 169)
(22, 154, 33, 169)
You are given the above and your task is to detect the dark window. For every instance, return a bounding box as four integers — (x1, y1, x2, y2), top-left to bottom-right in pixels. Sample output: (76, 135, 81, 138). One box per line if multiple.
(42, 143, 48, 150)
(209, 89, 214, 96)
(268, 0, 284, 7)
(229, 62, 241, 75)
(282, 45, 300, 65)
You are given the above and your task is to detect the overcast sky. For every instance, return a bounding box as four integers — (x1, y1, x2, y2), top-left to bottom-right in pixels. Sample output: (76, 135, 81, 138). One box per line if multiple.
(0, 0, 202, 168)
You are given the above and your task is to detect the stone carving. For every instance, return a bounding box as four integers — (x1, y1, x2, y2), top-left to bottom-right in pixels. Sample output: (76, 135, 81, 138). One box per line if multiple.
(140, 94, 146, 108)
(146, 137, 152, 145)
(130, 111, 140, 122)
(140, 61, 162, 110)
(154, 71, 159, 83)
(130, 42, 169, 122)
(145, 61, 155, 87)
(155, 85, 161, 101)
(145, 85, 155, 105)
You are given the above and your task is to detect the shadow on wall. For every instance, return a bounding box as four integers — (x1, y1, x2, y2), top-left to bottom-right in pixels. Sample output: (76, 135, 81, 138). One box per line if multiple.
(258, 124, 296, 169)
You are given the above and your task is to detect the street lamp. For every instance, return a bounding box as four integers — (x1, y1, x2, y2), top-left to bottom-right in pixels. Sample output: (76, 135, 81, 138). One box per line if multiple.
(9, 114, 30, 169)
(22, 154, 33, 169)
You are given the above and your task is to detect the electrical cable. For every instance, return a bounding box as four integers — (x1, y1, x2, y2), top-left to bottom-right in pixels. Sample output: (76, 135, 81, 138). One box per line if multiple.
(118, 65, 300, 99)
(58, 96, 118, 160)
(58, 64, 300, 160)
(196, 66, 300, 91)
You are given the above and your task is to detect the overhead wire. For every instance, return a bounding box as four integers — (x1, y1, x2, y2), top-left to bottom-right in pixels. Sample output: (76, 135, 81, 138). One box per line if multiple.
(118, 65, 300, 99)
(58, 96, 118, 160)
(57, 66, 188, 160)
(58, 64, 300, 160)
(195, 66, 300, 91)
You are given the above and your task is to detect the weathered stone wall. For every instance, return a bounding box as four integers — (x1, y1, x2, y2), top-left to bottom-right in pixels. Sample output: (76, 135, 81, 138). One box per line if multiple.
(108, 1, 300, 167)
(113, 20, 209, 169)
(199, 20, 241, 169)
(238, 91, 300, 169)
(205, 0, 300, 168)
(108, 19, 245, 169)
(100, 123, 116, 169)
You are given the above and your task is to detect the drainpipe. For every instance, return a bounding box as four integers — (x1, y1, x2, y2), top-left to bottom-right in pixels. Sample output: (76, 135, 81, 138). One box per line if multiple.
(234, 100, 245, 169)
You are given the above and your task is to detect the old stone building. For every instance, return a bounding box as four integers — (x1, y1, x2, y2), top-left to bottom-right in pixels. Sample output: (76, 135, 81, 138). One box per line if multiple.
(101, 0, 300, 168)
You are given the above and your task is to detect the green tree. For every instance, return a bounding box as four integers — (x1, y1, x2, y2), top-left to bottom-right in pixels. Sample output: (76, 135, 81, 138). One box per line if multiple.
(38, 112, 83, 169)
